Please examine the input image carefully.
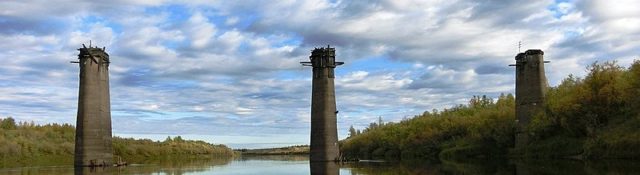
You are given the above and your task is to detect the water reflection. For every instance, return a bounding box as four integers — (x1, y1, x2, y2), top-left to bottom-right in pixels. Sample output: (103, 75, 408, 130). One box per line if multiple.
(2, 155, 640, 174)
(105, 156, 231, 175)
(344, 158, 640, 175)
(2, 156, 234, 175)
(310, 162, 339, 175)
(74, 166, 111, 175)
(511, 159, 640, 175)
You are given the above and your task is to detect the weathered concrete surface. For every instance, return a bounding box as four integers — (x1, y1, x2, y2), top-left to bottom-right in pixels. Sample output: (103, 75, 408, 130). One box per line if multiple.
(74, 46, 113, 167)
(302, 47, 343, 162)
(514, 49, 547, 148)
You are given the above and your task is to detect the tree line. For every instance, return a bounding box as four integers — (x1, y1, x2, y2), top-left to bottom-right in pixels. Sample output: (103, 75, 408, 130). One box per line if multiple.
(0, 118, 234, 162)
(340, 60, 640, 160)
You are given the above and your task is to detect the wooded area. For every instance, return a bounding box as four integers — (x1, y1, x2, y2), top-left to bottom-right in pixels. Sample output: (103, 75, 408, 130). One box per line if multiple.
(341, 61, 640, 160)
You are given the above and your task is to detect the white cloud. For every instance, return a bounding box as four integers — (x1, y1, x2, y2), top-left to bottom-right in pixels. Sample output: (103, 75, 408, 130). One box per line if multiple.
(339, 71, 412, 91)
(186, 12, 216, 49)
(235, 107, 254, 115)
(68, 23, 116, 48)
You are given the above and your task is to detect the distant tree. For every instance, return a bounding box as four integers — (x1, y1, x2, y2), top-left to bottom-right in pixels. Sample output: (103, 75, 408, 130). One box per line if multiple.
(174, 136, 184, 142)
(401, 116, 410, 122)
(164, 136, 173, 143)
(1, 117, 16, 130)
(378, 116, 384, 126)
(349, 125, 357, 138)
(356, 129, 361, 135)
(368, 122, 378, 130)
(469, 95, 493, 108)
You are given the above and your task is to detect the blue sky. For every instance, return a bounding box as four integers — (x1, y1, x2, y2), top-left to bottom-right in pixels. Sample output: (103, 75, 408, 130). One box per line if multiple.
(0, 0, 638, 149)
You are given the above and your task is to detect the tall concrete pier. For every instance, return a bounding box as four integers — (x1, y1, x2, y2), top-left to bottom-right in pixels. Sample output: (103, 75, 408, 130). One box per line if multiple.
(73, 44, 113, 167)
(511, 49, 548, 148)
(301, 46, 343, 162)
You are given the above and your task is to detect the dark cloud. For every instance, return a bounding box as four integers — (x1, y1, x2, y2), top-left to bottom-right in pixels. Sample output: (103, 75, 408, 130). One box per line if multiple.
(468, 0, 551, 26)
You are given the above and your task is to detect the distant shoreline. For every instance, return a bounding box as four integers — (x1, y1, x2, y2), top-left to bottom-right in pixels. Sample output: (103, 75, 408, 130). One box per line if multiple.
(236, 145, 309, 155)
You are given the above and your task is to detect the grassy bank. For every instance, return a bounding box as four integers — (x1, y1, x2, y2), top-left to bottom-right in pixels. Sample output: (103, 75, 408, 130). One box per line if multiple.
(341, 60, 640, 160)
(0, 118, 234, 167)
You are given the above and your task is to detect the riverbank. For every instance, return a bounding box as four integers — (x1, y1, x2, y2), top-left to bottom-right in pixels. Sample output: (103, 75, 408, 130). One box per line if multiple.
(0, 118, 235, 168)
(340, 61, 640, 161)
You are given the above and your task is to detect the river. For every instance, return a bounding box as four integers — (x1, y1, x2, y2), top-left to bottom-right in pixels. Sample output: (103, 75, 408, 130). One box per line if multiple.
(0, 155, 638, 174)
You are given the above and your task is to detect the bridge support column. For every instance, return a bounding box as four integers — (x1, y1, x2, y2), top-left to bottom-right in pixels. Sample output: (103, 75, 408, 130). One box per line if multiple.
(301, 46, 344, 162)
(512, 49, 548, 148)
(74, 44, 113, 167)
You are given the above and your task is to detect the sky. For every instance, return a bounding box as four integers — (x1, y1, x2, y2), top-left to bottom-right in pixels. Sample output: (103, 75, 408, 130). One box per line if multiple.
(0, 0, 638, 149)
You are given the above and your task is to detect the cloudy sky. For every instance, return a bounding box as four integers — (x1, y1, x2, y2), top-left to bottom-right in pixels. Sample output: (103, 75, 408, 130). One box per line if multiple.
(0, 0, 638, 148)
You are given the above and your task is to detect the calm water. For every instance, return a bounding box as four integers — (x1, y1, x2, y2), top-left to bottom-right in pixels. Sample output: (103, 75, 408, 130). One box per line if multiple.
(0, 155, 639, 175)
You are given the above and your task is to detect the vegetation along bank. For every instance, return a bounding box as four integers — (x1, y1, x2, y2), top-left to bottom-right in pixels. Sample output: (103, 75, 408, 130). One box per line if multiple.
(341, 61, 640, 160)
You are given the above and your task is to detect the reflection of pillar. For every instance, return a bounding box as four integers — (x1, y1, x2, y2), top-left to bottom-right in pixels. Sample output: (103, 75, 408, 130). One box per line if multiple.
(74, 166, 112, 175)
(301, 46, 344, 162)
(74, 45, 113, 167)
(512, 49, 548, 148)
(310, 161, 340, 175)
(515, 162, 532, 175)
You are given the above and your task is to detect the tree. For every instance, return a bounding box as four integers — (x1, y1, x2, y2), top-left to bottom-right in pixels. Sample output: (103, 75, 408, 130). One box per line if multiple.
(368, 122, 378, 130)
(174, 136, 184, 142)
(469, 95, 493, 108)
(349, 125, 357, 138)
(1, 117, 16, 130)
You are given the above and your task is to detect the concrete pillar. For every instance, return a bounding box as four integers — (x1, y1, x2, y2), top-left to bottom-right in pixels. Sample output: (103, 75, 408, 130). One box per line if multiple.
(513, 49, 547, 148)
(301, 46, 343, 162)
(74, 45, 113, 167)
(310, 161, 339, 175)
